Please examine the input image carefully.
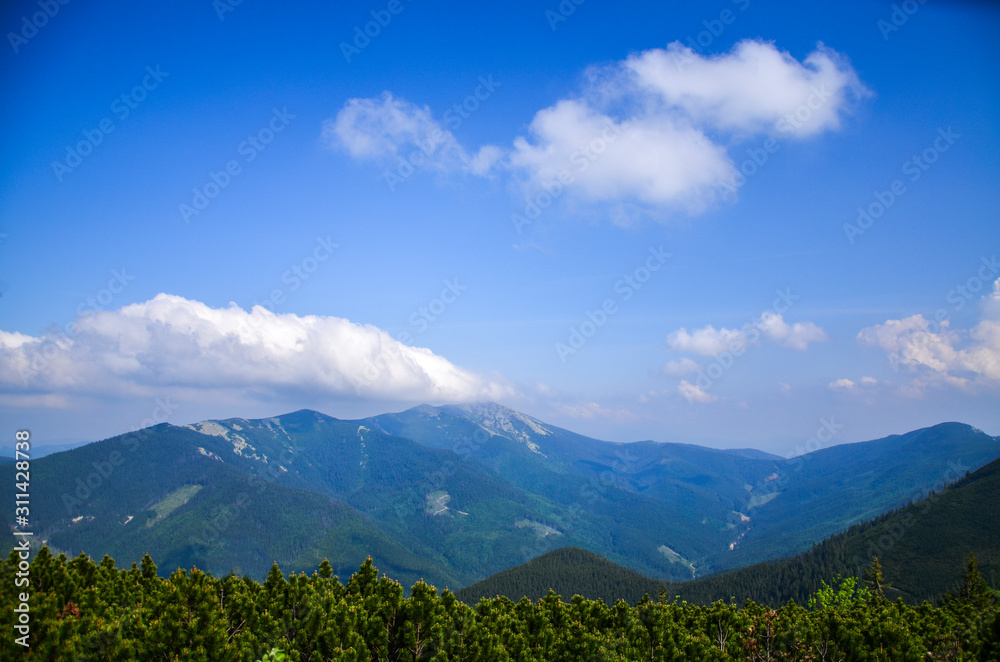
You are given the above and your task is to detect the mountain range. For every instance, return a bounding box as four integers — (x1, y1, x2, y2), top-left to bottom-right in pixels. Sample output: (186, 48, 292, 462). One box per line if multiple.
(458, 453, 1000, 606)
(4, 402, 998, 595)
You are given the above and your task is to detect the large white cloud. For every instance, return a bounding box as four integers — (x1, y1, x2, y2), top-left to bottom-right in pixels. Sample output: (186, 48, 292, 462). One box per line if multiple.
(0, 294, 513, 404)
(857, 279, 1000, 386)
(625, 41, 867, 138)
(326, 39, 867, 214)
(507, 99, 734, 210)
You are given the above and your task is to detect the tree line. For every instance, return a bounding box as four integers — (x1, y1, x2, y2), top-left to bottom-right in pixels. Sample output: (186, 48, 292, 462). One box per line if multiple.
(2, 546, 997, 661)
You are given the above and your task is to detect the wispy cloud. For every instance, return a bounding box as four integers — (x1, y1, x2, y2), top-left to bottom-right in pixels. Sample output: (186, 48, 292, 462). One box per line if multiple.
(662, 357, 701, 376)
(323, 92, 500, 176)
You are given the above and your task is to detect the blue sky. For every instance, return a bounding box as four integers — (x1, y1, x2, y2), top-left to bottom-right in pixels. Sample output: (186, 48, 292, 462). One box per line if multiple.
(2, 0, 998, 454)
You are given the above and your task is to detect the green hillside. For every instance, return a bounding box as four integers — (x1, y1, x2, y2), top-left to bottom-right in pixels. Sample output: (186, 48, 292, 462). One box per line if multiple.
(455, 457, 1000, 606)
(15, 424, 458, 589)
(456, 546, 664, 605)
(721, 421, 1000, 571)
(673, 455, 1000, 606)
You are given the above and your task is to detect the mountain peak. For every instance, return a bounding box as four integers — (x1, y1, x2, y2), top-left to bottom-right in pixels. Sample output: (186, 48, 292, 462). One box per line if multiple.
(452, 402, 552, 454)
(391, 401, 553, 456)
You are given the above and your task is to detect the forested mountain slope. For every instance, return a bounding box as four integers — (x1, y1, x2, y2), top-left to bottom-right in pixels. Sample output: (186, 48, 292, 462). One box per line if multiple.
(459, 457, 1000, 606)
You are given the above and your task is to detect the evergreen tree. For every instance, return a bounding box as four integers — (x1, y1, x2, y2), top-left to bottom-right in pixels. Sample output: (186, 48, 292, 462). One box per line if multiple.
(2, 545, 998, 660)
(957, 552, 995, 610)
(863, 556, 890, 602)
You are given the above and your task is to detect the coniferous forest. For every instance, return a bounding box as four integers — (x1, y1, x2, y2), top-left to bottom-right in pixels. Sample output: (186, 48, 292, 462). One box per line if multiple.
(3, 546, 998, 661)
(5, 0, 1000, 659)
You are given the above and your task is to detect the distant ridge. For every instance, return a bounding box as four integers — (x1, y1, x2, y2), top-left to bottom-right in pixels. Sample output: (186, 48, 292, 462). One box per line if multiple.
(457, 457, 1000, 606)
(3, 403, 997, 591)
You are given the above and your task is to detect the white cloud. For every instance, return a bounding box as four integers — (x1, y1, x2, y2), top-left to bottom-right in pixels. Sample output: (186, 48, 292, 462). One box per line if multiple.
(0, 294, 514, 405)
(985, 277, 1000, 318)
(466, 144, 504, 176)
(961, 320, 1000, 380)
(857, 315, 961, 374)
(626, 41, 869, 138)
(325, 92, 443, 160)
(322, 92, 498, 175)
(666, 325, 747, 356)
(507, 39, 866, 210)
(857, 280, 1000, 386)
(507, 99, 734, 210)
(662, 357, 701, 376)
(678, 379, 715, 403)
(829, 376, 879, 393)
(327, 40, 867, 215)
(666, 312, 826, 357)
(757, 311, 829, 350)
(638, 388, 670, 404)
